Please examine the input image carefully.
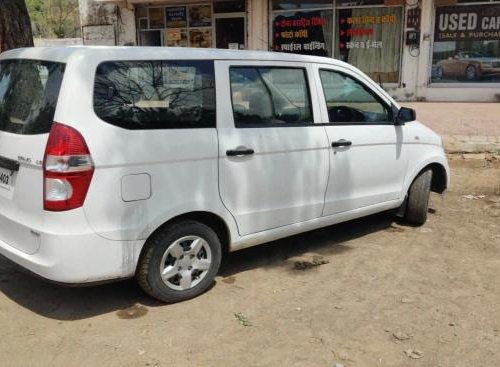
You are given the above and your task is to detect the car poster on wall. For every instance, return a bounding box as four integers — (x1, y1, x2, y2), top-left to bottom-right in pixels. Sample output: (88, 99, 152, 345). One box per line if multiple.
(432, 5, 500, 83)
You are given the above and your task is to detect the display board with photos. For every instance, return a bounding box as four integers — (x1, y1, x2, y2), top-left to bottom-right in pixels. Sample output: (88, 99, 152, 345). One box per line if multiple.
(431, 4, 500, 83)
(138, 4, 213, 48)
(149, 8, 165, 29)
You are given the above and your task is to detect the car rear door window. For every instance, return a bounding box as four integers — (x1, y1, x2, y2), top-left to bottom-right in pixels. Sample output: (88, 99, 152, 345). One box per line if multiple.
(229, 67, 313, 127)
(0, 60, 65, 135)
(94, 60, 216, 129)
(319, 69, 391, 124)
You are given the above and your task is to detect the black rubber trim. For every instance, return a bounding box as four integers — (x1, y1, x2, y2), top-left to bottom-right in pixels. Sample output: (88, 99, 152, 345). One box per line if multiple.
(226, 149, 254, 156)
(332, 140, 352, 147)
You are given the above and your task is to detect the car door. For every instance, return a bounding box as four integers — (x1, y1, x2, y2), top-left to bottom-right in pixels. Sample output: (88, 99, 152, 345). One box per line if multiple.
(216, 60, 330, 236)
(314, 64, 408, 216)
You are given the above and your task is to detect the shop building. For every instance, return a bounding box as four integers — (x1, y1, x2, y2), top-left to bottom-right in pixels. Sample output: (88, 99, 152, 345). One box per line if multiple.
(80, 0, 500, 101)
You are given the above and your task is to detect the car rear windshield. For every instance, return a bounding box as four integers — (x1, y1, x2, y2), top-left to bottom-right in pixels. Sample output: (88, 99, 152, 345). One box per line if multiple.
(93, 60, 216, 129)
(0, 59, 65, 135)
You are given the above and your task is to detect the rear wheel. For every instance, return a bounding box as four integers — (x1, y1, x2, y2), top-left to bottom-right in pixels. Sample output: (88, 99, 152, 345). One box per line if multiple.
(136, 220, 222, 303)
(404, 169, 433, 226)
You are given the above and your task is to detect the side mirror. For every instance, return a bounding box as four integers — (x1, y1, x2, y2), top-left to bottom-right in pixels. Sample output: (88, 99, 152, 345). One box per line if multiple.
(395, 107, 416, 125)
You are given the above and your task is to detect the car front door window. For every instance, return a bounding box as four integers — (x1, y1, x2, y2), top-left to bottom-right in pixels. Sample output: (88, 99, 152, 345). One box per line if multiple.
(319, 69, 391, 124)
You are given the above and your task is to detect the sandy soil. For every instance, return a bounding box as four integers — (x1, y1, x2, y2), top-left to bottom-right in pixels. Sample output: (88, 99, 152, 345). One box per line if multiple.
(0, 155, 499, 367)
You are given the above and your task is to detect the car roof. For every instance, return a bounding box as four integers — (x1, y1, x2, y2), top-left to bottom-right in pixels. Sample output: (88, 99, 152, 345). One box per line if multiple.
(0, 46, 353, 69)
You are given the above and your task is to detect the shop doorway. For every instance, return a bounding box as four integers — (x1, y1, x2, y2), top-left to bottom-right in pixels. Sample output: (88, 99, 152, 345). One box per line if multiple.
(215, 14, 245, 50)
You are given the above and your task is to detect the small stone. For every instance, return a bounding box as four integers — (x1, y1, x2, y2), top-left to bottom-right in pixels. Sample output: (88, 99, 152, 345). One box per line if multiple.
(334, 363, 344, 367)
(404, 349, 423, 359)
(462, 194, 486, 200)
(334, 305, 344, 310)
(295, 307, 302, 311)
(449, 322, 456, 326)
(393, 331, 411, 342)
(401, 297, 414, 304)
(138, 349, 146, 356)
(420, 227, 433, 233)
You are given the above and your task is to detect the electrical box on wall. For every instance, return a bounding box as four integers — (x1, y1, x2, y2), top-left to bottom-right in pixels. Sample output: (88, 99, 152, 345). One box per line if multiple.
(407, 8, 421, 29)
(406, 30, 420, 46)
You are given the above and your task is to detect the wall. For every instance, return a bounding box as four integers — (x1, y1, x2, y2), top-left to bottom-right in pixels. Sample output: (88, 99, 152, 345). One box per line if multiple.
(79, 0, 136, 46)
(247, 0, 269, 51)
(34, 38, 83, 47)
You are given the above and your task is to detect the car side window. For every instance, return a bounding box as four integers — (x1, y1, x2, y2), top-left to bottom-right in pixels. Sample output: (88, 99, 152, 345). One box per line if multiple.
(319, 69, 391, 124)
(94, 60, 215, 129)
(229, 67, 313, 127)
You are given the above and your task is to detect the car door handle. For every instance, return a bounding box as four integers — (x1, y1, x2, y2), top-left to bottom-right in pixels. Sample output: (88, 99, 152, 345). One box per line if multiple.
(226, 148, 255, 157)
(331, 139, 352, 148)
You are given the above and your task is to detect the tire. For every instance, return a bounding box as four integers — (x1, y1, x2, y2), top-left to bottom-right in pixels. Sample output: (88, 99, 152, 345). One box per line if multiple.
(136, 220, 222, 303)
(404, 169, 433, 226)
(465, 65, 478, 81)
(435, 66, 443, 80)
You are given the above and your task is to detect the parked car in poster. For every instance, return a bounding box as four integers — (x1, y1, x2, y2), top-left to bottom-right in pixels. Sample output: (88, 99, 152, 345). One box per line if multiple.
(435, 51, 500, 81)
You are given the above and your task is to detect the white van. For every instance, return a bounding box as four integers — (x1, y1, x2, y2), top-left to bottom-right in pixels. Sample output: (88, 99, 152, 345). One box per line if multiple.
(0, 47, 448, 303)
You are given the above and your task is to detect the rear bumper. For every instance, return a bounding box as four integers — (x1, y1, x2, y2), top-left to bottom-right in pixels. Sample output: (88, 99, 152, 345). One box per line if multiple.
(0, 227, 144, 284)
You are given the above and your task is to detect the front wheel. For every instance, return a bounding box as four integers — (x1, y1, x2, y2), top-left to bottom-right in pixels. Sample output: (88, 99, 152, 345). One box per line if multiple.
(435, 66, 443, 79)
(404, 169, 433, 226)
(465, 65, 478, 81)
(136, 220, 222, 303)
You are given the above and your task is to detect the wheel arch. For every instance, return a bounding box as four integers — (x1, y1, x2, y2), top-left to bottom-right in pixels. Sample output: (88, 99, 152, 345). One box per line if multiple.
(404, 156, 449, 198)
(143, 211, 231, 255)
(427, 162, 448, 194)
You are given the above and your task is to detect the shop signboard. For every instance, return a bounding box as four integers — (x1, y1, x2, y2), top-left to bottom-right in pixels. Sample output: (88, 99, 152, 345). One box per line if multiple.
(166, 6, 187, 28)
(434, 5, 500, 42)
(273, 11, 333, 57)
(432, 5, 500, 83)
(336, 8, 402, 83)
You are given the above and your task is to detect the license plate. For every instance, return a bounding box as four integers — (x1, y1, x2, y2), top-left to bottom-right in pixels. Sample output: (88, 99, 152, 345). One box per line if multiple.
(0, 167, 13, 191)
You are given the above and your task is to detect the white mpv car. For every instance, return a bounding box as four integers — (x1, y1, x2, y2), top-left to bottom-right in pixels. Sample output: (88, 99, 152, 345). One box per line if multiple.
(0, 47, 449, 303)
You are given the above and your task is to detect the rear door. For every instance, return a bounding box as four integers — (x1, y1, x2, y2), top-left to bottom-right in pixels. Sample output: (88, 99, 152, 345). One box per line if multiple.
(0, 58, 65, 254)
(216, 60, 330, 236)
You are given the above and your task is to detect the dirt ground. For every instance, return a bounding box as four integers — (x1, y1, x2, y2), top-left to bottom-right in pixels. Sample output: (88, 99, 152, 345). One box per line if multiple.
(1, 154, 499, 367)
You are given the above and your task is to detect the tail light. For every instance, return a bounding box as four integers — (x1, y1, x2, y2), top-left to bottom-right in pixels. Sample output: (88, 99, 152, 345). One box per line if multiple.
(43, 122, 94, 211)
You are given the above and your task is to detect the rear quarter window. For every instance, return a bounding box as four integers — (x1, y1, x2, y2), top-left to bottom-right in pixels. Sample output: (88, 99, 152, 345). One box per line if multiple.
(0, 60, 65, 135)
(94, 60, 216, 129)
